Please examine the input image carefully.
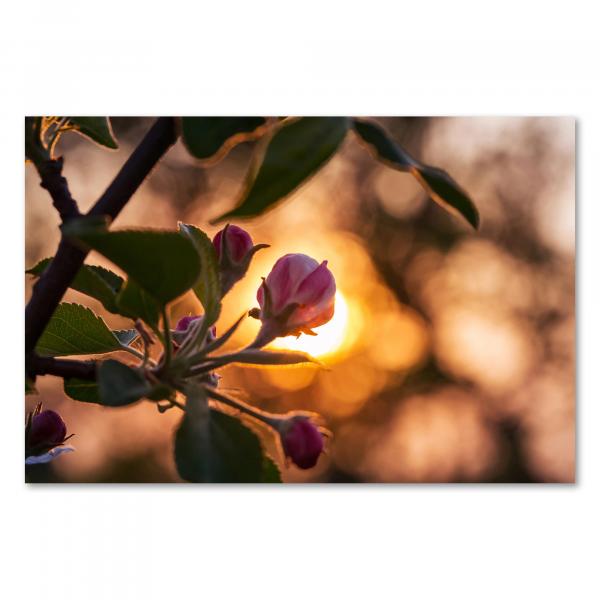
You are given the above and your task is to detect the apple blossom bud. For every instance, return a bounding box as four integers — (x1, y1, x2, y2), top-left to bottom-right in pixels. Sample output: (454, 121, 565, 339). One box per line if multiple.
(213, 224, 254, 263)
(25, 404, 74, 464)
(252, 253, 336, 347)
(212, 224, 269, 295)
(172, 315, 216, 349)
(279, 415, 325, 469)
(175, 315, 201, 332)
(28, 410, 67, 449)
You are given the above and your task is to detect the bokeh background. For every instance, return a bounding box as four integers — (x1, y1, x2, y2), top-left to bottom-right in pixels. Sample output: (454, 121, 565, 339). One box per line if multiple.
(25, 116, 575, 483)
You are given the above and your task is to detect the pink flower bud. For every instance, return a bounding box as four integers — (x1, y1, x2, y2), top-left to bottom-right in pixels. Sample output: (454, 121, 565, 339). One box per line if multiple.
(280, 416, 325, 469)
(172, 315, 216, 351)
(213, 224, 254, 263)
(28, 410, 67, 449)
(253, 253, 336, 346)
(175, 315, 202, 332)
(212, 225, 269, 296)
(25, 404, 75, 465)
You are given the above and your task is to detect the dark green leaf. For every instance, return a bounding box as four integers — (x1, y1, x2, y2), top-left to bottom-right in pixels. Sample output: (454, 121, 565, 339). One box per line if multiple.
(178, 223, 221, 323)
(64, 378, 101, 404)
(97, 360, 152, 407)
(352, 118, 418, 170)
(68, 117, 118, 149)
(174, 386, 264, 483)
(181, 117, 267, 162)
(62, 223, 202, 305)
(261, 455, 282, 483)
(412, 165, 480, 229)
(27, 257, 124, 313)
(214, 117, 349, 221)
(115, 279, 161, 329)
(352, 118, 479, 229)
(36, 303, 123, 357)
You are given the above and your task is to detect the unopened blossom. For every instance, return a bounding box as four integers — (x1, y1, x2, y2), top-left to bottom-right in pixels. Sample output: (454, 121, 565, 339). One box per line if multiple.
(175, 315, 202, 332)
(173, 315, 216, 346)
(252, 253, 336, 347)
(25, 404, 74, 465)
(212, 224, 268, 295)
(279, 415, 325, 470)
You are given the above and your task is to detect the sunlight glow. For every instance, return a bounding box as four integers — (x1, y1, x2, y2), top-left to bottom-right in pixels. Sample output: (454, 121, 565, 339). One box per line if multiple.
(270, 292, 350, 358)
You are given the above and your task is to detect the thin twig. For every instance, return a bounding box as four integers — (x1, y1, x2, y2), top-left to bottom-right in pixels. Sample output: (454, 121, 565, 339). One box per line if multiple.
(26, 117, 178, 367)
(29, 356, 97, 381)
(36, 157, 81, 222)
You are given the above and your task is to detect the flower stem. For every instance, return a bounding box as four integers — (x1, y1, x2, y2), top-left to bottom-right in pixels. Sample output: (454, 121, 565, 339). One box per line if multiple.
(161, 306, 173, 368)
(119, 344, 146, 362)
(204, 386, 280, 428)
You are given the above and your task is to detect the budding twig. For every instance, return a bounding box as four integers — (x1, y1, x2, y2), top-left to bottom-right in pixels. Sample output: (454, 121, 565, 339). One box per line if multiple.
(26, 117, 178, 373)
(36, 157, 81, 222)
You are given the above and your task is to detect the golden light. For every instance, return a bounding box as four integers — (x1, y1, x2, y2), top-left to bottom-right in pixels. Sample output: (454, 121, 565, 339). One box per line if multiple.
(270, 292, 350, 358)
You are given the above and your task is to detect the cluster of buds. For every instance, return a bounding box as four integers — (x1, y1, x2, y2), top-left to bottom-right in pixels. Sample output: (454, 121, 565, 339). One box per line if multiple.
(214, 227, 335, 470)
(189, 226, 336, 470)
(25, 403, 74, 465)
(29, 223, 336, 474)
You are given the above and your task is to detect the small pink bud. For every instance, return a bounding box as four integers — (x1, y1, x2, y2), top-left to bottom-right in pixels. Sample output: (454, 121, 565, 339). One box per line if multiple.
(253, 253, 336, 346)
(280, 416, 325, 470)
(25, 404, 75, 466)
(212, 224, 268, 296)
(28, 410, 67, 449)
(173, 315, 216, 349)
(175, 315, 202, 332)
(213, 224, 254, 263)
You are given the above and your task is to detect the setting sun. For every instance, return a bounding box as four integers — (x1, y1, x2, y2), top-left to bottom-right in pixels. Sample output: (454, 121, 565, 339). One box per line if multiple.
(269, 292, 350, 358)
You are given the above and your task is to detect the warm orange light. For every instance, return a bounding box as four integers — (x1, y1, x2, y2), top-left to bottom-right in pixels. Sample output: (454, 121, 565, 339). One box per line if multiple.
(270, 292, 350, 358)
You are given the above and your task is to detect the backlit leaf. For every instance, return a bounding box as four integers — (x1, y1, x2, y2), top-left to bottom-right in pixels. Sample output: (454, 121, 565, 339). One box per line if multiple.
(36, 303, 123, 357)
(178, 223, 221, 324)
(68, 117, 118, 149)
(174, 385, 264, 483)
(115, 279, 161, 330)
(97, 360, 152, 407)
(181, 117, 267, 163)
(62, 222, 202, 305)
(352, 118, 479, 229)
(27, 257, 124, 313)
(214, 117, 349, 221)
(64, 378, 101, 404)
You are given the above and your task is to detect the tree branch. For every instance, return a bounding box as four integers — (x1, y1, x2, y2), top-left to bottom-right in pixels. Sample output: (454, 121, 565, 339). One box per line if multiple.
(29, 356, 98, 381)
(26, 117, 178, 365)
(37, 157, 81, 221)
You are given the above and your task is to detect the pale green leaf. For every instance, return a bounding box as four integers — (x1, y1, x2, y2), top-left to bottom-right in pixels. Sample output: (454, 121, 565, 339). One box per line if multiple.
(68, 117, 118, 149)
(36, 303, 123, 357)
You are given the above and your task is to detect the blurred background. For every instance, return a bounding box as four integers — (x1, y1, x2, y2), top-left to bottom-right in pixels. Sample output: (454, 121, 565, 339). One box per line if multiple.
(25, 116, 575, 483)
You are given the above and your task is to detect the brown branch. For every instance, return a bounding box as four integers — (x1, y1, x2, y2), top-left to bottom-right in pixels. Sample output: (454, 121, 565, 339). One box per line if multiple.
(37, 157, 81, 221)
(29, 356, 98, 381)
(26, 117, 178, 371)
